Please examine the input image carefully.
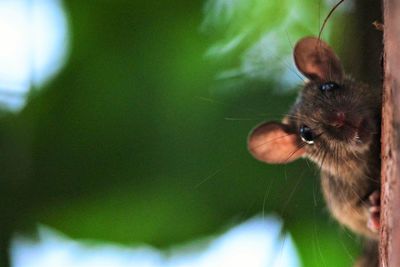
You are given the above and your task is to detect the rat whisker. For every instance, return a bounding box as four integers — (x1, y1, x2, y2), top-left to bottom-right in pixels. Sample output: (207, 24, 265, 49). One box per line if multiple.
(337, 232, 356, 262)
(285, 113, 319, 123)
(195, 162, 234, 188)
(284, 142, 307, 163)
(274, 231, 289, 267)
(318, 0, 346, 40)
(262, 177, 275, 220)
(195, 96, 270, 116)
(313, 216, 328, 267)
(280, 166, 306, 214)
(224, 117, 263, 121)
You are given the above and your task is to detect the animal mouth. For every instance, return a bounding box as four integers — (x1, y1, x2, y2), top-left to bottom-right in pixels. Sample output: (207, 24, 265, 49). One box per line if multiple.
(329, 117, 372, 144)
(327, 111, 372, 144)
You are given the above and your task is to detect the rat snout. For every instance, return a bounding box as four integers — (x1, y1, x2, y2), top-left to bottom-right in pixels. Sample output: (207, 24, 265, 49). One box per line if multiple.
(328, 111, 346, 128)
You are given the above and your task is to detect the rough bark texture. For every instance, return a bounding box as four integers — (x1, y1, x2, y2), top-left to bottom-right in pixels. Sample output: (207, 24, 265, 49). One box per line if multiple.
(381, 0, 400, 266)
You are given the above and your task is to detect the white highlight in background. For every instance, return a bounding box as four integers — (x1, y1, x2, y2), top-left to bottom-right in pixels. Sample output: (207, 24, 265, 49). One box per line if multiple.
(11, 216, 300, 267)
(0, 0, 68, 112)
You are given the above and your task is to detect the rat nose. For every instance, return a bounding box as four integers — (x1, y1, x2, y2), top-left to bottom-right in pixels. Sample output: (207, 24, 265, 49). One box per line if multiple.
(329, 111, 346, 128)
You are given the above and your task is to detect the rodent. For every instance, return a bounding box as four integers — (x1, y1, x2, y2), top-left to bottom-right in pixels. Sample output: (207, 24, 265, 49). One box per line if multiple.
(247, 37, 381, 267)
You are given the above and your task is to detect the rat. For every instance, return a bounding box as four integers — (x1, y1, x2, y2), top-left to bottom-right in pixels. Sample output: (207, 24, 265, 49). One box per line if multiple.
(247, 37, 381, 267)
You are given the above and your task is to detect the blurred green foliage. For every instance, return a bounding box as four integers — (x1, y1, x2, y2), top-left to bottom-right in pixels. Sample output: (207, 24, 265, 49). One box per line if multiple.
(0, 0, 383, 266)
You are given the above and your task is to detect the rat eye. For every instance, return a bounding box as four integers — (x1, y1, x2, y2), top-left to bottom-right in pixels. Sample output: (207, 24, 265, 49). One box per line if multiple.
(319, 82, 340, 92)
(300, 125, 314, 144)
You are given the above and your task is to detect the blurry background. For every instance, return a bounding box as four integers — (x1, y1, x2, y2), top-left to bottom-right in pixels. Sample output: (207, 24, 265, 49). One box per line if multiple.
(0, 0, 382, 266)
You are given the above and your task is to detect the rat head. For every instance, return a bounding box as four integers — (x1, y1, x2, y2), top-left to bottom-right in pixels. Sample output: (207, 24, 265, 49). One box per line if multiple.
(248, 37, 380, 168)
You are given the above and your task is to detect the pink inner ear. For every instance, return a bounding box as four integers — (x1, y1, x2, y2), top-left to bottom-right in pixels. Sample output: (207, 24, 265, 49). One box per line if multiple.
(248, 122, 305, 164)
(294, 37, 344, 82)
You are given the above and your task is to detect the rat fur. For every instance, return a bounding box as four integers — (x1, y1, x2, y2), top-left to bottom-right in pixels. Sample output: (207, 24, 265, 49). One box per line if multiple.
(247, 37, 381, 267)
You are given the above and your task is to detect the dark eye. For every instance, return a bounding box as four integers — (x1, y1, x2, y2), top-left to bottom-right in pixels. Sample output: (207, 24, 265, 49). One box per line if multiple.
(300, 125, 314, 144)
(319, 82, 340, 92)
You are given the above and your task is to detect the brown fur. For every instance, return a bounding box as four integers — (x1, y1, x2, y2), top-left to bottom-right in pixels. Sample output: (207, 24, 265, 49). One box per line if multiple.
(285, 76, 381, 239)
(248, 37, 381, 266)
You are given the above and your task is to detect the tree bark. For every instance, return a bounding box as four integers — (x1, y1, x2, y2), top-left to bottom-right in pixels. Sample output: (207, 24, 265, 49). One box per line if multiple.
(380, 0, 400, 266)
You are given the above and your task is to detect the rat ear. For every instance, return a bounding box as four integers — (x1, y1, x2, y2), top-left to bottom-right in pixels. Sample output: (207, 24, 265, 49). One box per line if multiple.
(248, 122, 305, 164)
(294, 36, 344, 82)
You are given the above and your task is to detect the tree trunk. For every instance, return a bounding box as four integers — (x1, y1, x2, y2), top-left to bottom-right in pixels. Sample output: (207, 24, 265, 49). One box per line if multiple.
(380, 0, 400, 266)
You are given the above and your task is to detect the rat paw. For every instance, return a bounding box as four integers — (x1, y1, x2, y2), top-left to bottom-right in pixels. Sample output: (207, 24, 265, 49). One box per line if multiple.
(367, 191, 380, 232)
